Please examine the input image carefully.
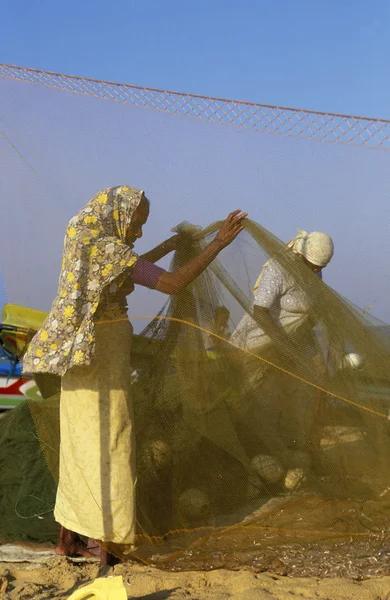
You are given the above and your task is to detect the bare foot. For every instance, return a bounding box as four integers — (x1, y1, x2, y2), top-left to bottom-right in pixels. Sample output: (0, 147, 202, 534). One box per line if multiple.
(99, 547, 122, 567)
(55, 526, 95, 558)
(86, 538, 101, 557)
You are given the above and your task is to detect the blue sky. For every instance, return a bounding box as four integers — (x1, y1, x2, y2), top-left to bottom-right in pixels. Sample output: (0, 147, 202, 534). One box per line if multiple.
(1, 0, 390, 118)
(1, 78, 390, 327)
(1, 1, 390, 326)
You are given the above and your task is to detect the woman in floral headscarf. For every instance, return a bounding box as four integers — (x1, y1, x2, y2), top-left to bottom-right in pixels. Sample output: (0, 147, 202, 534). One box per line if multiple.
(23, 185, 247, 566)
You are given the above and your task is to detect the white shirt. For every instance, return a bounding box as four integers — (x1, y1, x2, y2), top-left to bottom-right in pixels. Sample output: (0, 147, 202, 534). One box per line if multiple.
(230, 261, 319, 353)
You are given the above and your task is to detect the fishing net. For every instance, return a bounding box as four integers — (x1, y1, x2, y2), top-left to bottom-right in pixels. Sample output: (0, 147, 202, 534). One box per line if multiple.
(1, 64, 390, 576)
(0, 402, 58, 544)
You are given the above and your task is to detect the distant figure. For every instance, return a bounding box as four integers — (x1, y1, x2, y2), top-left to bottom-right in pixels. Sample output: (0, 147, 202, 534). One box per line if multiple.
(206, 306, 231, 353)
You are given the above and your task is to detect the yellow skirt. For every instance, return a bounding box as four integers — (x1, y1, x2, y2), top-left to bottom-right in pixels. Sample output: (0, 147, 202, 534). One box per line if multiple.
(54, 318, 136, 545)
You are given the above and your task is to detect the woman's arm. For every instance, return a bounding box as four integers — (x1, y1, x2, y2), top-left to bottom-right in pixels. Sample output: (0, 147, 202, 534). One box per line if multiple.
(253, 305, 304, 366)
(253, 305, 293, 348)
(154, 210, 247, 295)
(140, 235, 179, 263)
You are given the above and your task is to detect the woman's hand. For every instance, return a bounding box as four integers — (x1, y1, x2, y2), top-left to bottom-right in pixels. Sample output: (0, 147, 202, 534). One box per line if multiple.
(167, 211, 248, 254)
(154, 210, 248, 295)
(214, 210, 248, 250)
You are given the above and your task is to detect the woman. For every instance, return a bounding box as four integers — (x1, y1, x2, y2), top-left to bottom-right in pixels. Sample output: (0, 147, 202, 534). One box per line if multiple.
(231, 230, 334, 353)
(230, 230, 334, 461)
(23, 185, 247, 565)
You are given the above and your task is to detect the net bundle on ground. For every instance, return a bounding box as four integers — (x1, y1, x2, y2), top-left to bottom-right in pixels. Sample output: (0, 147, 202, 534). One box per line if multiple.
(1, 64, 390, 576)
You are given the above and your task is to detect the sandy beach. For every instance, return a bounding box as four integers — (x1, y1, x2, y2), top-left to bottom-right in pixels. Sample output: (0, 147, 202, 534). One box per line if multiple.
(1, 544, 390, 599)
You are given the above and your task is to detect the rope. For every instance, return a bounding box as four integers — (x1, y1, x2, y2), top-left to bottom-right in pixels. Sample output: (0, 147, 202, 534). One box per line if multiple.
(94, 314, 388, 419)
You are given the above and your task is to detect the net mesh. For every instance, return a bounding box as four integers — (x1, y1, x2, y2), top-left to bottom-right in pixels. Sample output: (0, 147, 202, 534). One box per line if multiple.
(2, 63, 390, 149)
(1, 64, 390, 576)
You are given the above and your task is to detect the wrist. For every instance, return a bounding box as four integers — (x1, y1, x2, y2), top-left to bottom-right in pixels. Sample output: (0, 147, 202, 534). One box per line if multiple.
(209, 238, 224, 252)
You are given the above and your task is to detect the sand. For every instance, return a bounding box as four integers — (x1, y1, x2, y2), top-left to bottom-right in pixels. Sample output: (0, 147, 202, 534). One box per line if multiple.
(1, 545, 390, 599)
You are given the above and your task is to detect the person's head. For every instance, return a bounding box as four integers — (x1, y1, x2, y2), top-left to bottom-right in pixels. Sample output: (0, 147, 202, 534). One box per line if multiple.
(215, 306, 230, 328)
(90, 186, 150, 246)
(299, 254, 324, 274)
(291, 230, 334, 274)
(125, 194, 150, 248)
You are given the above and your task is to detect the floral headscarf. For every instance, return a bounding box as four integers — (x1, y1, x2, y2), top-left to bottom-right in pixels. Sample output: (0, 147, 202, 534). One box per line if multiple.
(23, 186, 143, 376)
